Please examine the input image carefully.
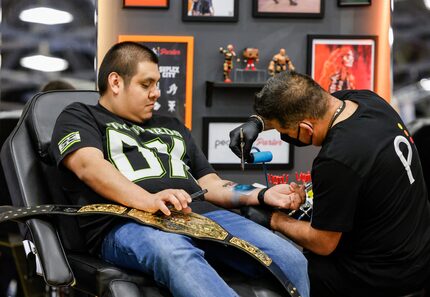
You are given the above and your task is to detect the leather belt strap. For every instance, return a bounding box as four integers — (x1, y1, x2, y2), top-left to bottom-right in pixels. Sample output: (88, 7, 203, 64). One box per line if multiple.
(0, 204, 301, 297)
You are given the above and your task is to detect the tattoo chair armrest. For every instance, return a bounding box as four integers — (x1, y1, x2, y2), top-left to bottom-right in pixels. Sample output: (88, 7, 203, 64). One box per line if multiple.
(26, 218, 75, 286)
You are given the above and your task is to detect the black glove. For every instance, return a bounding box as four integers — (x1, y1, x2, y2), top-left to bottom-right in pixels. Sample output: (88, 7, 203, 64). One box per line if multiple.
(240, 206, 273, 229)
(229, 116, 263, 162)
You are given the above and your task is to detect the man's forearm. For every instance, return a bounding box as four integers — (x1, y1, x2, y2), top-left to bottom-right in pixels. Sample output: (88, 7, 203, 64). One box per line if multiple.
(205, 181, 260, 208)
(198, 174, 260, 208)
(271, 212, 314, 249)
(271, 211, 341, 255)
(64, 148, 152, 210)
(78, 159, 151, 209)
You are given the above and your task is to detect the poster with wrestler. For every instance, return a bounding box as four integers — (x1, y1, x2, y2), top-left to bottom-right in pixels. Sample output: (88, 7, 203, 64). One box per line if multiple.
(307, 35, 376, 93)
(182, 0, 238, 22)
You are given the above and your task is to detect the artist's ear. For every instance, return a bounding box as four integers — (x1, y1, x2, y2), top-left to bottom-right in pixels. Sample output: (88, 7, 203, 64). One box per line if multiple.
(107, 72, 123, 95)
(299, 121, 313, 136)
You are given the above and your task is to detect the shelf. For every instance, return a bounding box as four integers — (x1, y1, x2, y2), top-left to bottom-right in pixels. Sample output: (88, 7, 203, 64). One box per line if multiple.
(205, 81, 265, 107)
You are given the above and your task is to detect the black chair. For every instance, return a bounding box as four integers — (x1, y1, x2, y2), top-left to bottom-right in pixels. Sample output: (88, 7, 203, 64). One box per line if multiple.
(1, 90, 286, 297)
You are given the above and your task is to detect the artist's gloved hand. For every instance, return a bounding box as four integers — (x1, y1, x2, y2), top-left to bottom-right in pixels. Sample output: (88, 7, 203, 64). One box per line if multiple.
(229, 116, 263, 162)
(240, 205, 273, 229)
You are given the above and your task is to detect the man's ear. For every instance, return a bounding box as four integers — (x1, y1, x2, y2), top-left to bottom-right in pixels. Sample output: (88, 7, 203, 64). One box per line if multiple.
(299, 121, 313, 136)
(107, 72, 122, 95)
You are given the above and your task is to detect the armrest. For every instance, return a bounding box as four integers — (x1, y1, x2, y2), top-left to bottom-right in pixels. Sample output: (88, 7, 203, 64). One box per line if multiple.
(103, 280, 142, 297)
(27, 218, 75, 286)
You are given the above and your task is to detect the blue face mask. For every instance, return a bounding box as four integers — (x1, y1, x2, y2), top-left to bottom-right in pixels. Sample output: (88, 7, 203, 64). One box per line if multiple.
(280, 124, 313, 147)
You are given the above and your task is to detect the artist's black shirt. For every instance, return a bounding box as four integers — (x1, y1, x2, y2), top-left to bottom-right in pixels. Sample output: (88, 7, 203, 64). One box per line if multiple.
(50, 102, 218, 253)
(310, 90, 430, 294)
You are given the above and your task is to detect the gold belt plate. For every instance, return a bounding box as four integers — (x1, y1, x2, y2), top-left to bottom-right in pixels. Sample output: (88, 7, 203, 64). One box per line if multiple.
(78, 204, 272, 266)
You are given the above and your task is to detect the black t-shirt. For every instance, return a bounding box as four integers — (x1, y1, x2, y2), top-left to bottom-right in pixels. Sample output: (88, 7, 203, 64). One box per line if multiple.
(50, 102, 218, 253)
(310, 90, 430, 293)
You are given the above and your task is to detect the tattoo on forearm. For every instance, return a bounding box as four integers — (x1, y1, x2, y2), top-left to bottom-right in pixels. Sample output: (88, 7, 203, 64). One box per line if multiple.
(223, 182, 258, 207)
(222, 181, 236, 188)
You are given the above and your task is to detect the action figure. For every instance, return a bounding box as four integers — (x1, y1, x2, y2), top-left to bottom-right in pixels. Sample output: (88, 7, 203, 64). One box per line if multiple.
(318, 45, 356, 93)
(219, 44, 237, 83)
(268, 48, 295, 77)
(242, 48, 259, 71)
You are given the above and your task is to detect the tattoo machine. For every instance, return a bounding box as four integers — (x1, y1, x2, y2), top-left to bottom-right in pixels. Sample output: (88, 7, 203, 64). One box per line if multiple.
(248, 147, 273, 188)
(190, 189, 208, 201)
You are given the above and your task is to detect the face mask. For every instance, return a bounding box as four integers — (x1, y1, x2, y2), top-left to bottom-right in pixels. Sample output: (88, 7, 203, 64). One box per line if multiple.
(280, 124, 313, 147)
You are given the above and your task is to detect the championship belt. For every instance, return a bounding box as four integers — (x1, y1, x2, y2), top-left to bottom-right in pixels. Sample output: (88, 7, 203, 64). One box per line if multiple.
(0, 204, 302, 297)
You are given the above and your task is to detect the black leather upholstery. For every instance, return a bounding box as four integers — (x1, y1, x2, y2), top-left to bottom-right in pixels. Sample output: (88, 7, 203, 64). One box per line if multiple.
(104, 280, 141, 297)
(1, 93, 77, 286)
(1, 90, 286, 297)
(0, 90, 152, 296)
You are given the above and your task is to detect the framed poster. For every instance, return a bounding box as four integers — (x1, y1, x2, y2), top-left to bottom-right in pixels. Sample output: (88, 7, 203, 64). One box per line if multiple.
(118, 35, 194, 129)
(123, 0, 169, 8)
(338, 0, 371, 6)
(182, 0, 239, 22)
(307, 35, 377, 93)
(252, 0, 324, 18)
(202, 117, 293, 170)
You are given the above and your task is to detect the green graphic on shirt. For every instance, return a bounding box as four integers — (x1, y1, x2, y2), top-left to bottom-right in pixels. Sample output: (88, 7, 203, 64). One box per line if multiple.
(106, 127, 189, 182)
(58, 131, 81, 155)
(106, 121, 183, 138)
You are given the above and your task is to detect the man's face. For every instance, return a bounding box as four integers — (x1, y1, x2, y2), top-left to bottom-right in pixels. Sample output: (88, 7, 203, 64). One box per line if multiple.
(343, 50, 354, 68)
(121, 61, 161, 122)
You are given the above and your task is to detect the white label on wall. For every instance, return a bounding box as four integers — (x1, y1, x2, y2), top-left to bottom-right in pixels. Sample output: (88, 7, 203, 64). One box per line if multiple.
(207, 122, 290, 164)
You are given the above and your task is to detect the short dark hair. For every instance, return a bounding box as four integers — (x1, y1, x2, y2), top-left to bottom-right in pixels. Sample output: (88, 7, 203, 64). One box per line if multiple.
(254, 71, 329, 129)
(41, 80, 75, 91)
(98, 41, 159, 95)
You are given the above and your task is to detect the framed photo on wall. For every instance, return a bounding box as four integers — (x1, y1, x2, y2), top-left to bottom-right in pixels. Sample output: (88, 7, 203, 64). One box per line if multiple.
(307, 35, 377, 93)
(118, 35, 194, 129)
(252, 0, 324, 18)
(202, 117, 294, 170)
(182, 0, 239, 22)
(338, 0, 371, 6)
(123, 0, 169, 8)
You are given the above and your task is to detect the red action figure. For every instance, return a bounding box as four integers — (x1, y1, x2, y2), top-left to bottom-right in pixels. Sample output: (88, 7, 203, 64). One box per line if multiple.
(219, 44, 237, 83)
(242, 48, 259, 71)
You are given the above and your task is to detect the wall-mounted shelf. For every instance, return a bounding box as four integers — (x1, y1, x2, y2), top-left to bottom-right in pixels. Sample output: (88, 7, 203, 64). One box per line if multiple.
(205, 81, 265, 107)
